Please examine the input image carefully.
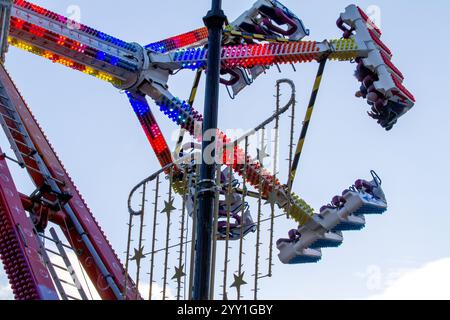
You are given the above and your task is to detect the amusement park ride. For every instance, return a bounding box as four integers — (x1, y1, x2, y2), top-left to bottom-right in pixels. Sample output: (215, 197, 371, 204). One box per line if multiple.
(0, 0, 414, 300)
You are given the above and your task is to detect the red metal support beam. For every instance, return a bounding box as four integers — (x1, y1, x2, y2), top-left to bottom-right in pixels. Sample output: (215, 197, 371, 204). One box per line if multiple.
(0, 64, 141, 299)
(0, 151, 59, 300)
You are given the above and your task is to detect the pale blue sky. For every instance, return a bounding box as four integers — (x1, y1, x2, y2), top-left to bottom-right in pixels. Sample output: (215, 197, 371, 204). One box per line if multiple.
(1, 0, 449, 300)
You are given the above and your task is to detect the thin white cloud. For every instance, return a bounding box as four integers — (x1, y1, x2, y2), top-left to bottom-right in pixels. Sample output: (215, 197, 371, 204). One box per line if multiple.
(0, 283, 13, 300)
(138, 282, 175, 300)
(369, 258, 450, 300)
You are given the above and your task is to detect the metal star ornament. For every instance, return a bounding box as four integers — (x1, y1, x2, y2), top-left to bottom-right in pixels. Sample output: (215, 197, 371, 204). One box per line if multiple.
(172, 265, 186, 281)
(161, 198, 176, 216)
(257, 145, 269, 164)
(230, 272, 247, 290)
(130, 246, 146, 265)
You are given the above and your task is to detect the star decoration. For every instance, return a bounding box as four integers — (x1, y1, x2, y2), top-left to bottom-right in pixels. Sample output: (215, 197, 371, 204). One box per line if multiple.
(230, 272, 247, 290)
(172, 265, 186, 281)
(257, 145, 269, 164)
(130, 246, 146, 265)
(161, 198, 176, 216)
(264, 190, 278, 207)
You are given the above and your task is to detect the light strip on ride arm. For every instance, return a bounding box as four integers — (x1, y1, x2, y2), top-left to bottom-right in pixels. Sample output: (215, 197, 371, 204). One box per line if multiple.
(145, 27, 208, 53)
(127, 92, 175, 170)
(0, 63, 141, 300)
(8, 35, 124, 86)
(9, 0, 141, 87)
(167, 38, 365, 70)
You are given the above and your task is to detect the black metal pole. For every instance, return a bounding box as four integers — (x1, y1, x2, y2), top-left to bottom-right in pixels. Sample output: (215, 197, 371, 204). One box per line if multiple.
(193, 0, 226, 300)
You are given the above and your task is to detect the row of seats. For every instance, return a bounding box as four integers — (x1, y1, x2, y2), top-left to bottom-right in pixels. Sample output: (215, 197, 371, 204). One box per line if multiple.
(277, 172, 387, 264)
(221, 0, 309, 96)
(337, 5, 415, 131)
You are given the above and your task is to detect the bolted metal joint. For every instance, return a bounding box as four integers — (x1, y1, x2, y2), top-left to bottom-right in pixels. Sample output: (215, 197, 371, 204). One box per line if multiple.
(203, 10, 227, 29)
(197, 179, 218, 196)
